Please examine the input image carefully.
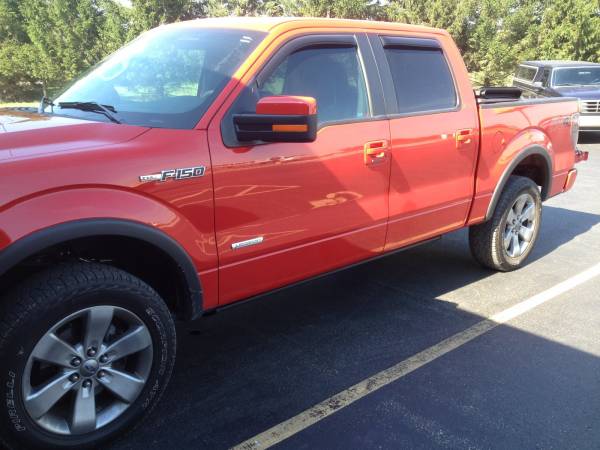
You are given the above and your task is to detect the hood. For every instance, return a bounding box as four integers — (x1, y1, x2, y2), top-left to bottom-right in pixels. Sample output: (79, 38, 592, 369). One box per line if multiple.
(0, 108, 149, 160)
(553, 86, 600, 100)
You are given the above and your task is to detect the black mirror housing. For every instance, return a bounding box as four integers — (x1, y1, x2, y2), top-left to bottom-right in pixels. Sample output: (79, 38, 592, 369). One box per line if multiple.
(233, 113, 317, 143)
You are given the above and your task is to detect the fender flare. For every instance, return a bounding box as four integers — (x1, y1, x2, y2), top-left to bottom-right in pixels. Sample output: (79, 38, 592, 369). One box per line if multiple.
(485, 145, 553, 220)
(0, 219, 203, 320)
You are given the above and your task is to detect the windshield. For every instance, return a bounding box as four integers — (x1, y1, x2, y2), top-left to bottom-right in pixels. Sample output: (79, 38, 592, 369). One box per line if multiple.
(49, 27, 265, 129)
(553, 67, 600, 87)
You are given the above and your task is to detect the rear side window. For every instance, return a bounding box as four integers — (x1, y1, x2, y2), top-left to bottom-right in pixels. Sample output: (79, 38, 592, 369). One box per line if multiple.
(515, 65, 538, 82)
(384, 47, 457, 114)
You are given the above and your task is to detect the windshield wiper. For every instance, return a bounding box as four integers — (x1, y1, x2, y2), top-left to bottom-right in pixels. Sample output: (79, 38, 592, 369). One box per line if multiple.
(58, 101, 121, 124)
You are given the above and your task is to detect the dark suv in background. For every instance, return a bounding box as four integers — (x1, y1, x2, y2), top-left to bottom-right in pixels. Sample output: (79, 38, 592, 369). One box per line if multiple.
(513, 61, 600, 132)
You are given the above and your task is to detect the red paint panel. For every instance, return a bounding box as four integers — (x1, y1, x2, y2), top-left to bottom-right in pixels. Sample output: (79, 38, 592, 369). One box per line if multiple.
(472, 100, 579, 221)
(0, 124, 219, 307)
(385, 34, 480, 250)
(208, 119, 391, 305)
(467, 193, 493, 225)
(256, 96, 317, 115)
(220, 222, 387, 301)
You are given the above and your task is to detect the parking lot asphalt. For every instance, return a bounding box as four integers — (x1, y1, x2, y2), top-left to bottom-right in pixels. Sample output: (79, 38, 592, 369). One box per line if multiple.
(111, 135, 600, 450)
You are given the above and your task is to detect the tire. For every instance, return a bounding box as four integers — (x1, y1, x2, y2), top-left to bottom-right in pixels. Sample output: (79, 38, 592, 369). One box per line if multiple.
(469, 175, 542, 271)
(0, 262, 176, 449)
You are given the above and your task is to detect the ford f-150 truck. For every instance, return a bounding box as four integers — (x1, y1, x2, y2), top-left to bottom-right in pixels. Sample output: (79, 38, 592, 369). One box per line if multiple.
(0, 17, 588, 449)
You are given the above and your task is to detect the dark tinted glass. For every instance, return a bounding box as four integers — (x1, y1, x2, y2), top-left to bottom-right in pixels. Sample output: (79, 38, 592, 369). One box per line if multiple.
(51, 28, 265, 129)
(540, 68, 551, 86)
(553, 67, 600, 87)
(259, 46, 370, 124)
(515, 65, 538, 82)
(384, 47, 457, 114)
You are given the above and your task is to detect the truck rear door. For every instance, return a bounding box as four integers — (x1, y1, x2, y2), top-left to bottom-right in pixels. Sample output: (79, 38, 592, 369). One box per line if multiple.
(368, 34, 480, 251)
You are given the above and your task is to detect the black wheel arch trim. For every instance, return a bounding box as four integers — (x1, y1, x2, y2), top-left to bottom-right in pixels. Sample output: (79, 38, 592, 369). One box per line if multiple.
(0, 219, 203, 320)
(485, 145, 553, 220)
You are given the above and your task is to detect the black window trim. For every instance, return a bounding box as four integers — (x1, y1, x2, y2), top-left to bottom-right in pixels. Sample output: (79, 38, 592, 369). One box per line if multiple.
(380, 36, 442, 50)
(221, 32, 387, 148)
(540, 67, 552, 87)
(369, 33, 462, 119)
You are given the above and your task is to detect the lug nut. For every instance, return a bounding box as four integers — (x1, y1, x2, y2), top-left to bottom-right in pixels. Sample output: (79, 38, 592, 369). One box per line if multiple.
(82, 380, 92, 389)
(69, 373, 80, 383)
(87, 347, 97, 357)
(71, 357, 81, 367)
(97, 370, 106, 378)
(99, 355, 109, 364)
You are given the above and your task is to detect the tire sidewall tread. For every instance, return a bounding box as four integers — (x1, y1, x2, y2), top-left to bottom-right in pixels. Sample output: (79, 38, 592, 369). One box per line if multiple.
(0, 262, 176, 450)
(469, 176, 543, 271)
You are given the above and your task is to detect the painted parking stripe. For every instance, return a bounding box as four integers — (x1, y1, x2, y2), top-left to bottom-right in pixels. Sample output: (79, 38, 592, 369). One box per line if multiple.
(232, 262, 600, 450)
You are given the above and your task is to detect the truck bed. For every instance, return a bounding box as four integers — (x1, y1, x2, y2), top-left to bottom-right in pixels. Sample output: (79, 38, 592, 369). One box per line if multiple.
(468, 96, 579, 224)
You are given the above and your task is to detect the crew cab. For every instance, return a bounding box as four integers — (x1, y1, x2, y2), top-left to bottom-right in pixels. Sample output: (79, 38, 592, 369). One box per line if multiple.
(513, 60, 600, 131)
(0, 18, 588, 449)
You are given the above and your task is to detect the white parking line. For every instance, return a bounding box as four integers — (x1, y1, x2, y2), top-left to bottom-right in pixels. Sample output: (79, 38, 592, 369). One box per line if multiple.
(232, 262, 600, 450)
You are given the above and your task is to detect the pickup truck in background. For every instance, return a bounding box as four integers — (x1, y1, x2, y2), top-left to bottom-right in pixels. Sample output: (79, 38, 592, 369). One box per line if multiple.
(0, 18, 588, 449)
(513, 60, 600, 132)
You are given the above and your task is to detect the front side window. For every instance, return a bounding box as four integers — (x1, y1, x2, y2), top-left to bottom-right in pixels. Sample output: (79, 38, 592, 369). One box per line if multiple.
(50, 27, 265, 129)
(258, 46, 370, 124)
(384, 46, 457, 114)
(553, 67, 600, 87)
(228, 44, 370, 130)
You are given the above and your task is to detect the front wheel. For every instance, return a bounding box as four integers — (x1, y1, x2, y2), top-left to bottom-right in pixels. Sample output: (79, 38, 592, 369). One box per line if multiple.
(469, 175, 542, 271)
(0, 263, 176, 449)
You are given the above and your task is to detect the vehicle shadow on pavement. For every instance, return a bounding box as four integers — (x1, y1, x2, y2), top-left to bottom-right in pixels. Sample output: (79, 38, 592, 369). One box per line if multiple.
(531, 205, 600, 262)
(110, 205, 600, 450)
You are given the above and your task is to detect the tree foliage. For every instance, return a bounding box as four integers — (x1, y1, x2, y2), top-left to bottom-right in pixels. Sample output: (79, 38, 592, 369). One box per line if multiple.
(0, 0, 598, 101)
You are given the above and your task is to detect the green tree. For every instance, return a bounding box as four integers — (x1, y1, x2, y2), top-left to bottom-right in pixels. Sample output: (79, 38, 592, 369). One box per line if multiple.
(279, 0, 383, 19)
(20, 0, 104, 95)
(536, 0, 600, 62)
(97, 0, 131, 55)
(0, 41, 39, 101)
(386, 0, 543, 86)
(129, 0, 196, 36)
(0, 0, 29, 41)
(0, 0, 39, 100)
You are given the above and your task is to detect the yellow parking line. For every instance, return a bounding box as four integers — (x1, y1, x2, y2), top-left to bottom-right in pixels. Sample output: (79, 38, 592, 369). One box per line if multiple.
(232, 262, 600, 450)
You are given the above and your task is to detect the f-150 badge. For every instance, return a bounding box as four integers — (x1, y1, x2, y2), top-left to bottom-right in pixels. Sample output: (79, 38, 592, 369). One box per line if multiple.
(139, 166, 205, 183)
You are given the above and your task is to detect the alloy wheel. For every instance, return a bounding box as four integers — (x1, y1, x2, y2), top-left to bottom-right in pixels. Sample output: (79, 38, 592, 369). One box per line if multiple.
(22, 305, 153, 435)
(503, 192, 537, 258)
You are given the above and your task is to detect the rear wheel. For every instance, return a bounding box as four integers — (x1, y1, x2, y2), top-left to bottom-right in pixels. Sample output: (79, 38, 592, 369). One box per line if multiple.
(0, 263, 176, 449)
(469, 175, 542, 271)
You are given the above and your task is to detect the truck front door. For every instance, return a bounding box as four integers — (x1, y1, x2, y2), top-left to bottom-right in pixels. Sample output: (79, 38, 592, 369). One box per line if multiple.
(208, 33, 391, 305)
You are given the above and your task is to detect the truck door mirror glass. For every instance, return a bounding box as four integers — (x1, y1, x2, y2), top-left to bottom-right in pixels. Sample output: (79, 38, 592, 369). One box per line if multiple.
(233, 95, 318, 143)
(532, 81, 544, 89)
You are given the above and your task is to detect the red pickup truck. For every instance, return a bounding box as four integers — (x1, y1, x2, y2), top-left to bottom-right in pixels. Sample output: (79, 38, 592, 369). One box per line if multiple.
(0, 17, 588, 449)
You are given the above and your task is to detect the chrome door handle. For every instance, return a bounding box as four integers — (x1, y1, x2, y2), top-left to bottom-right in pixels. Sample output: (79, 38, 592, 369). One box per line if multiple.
(364, 140, 389, 164)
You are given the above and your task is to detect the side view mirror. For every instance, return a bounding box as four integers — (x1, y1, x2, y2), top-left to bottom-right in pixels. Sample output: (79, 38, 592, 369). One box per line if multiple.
(233, 96, 317, 143)
(532, 81, 544, 89)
